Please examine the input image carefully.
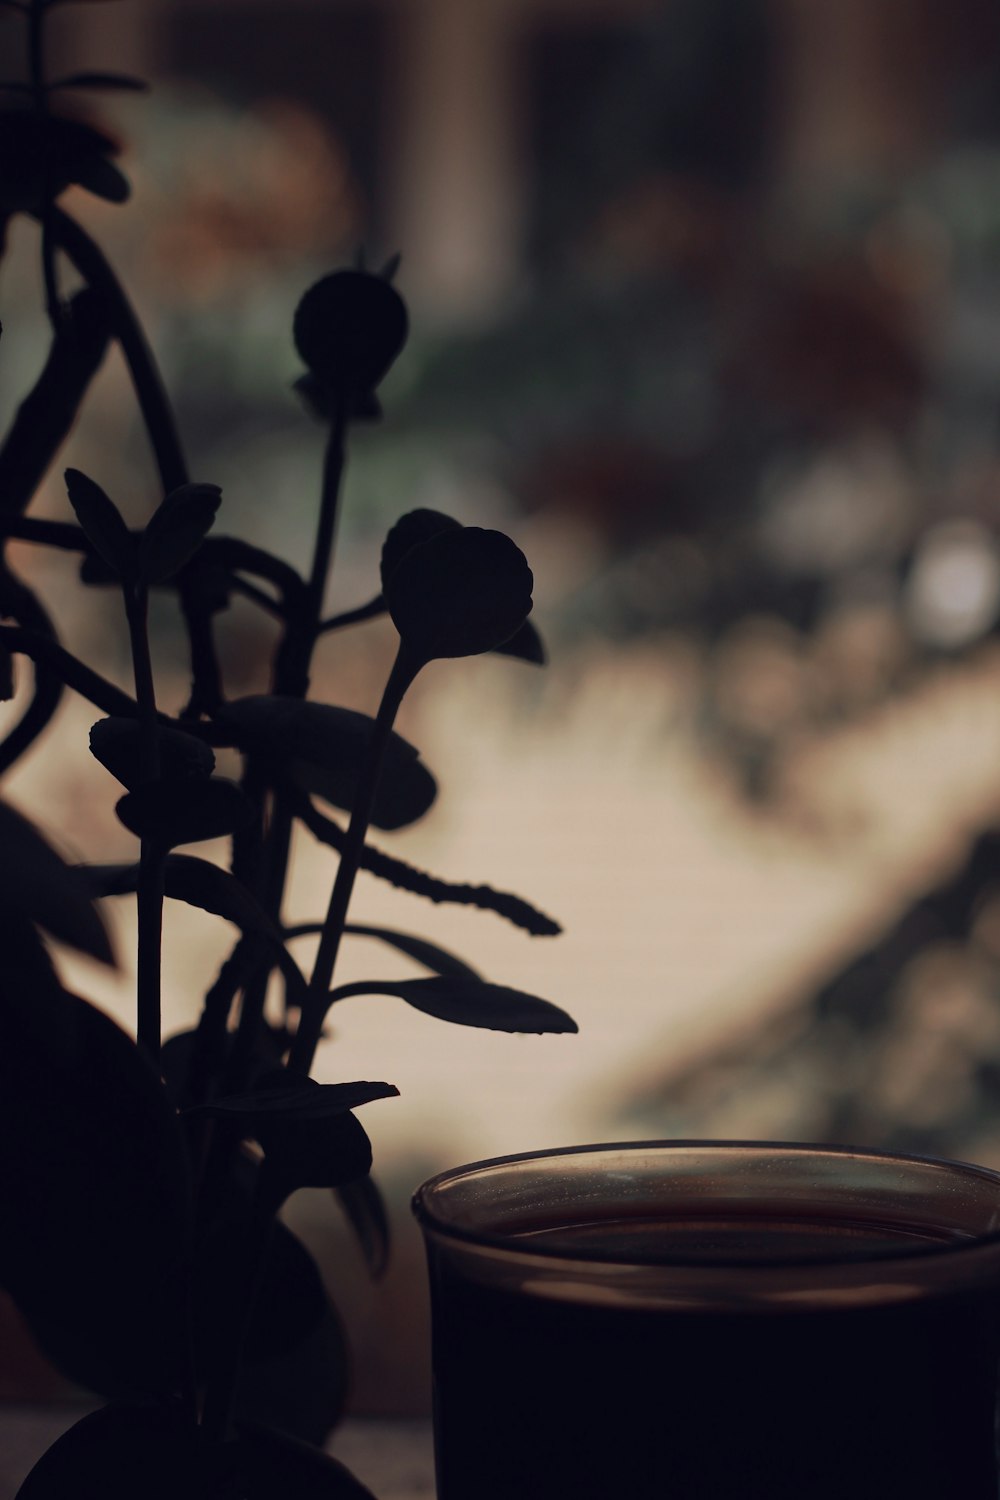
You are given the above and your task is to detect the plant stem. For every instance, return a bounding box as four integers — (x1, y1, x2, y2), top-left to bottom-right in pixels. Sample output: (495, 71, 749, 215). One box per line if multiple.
(126, 586, 164, 1064)
(0, 624, 140, 718)
(136, 842, 165, 1064)
(125, 588, 159, 778)
(201, 1169, 278, 1444)
(25, 0, 63, 328)
(229, 405, 349, 1079)
(288, 647, 417, 1076)
(273, 402, 348, 698)
(46, 209, 188, 494)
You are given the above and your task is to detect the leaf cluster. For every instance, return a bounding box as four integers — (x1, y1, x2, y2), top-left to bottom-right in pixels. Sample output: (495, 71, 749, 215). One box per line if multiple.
(0, 8, 574, 1496)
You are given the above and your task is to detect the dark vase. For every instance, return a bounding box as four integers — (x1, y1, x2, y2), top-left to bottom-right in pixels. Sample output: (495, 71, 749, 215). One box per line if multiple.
(414, 1141, 1000, 1500)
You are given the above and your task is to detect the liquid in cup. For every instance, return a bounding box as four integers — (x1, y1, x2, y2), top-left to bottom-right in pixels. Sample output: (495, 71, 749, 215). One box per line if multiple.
(413, 1142, 1000, 1500)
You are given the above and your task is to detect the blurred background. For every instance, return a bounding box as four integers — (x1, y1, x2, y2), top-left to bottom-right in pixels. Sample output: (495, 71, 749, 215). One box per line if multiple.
(5, 0, 1000, 1418)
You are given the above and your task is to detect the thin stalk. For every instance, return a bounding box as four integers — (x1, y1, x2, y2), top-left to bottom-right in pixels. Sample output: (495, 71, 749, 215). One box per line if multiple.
(136, 842, 165, 1064)
(318, 594, 386, 634)
(201, 1170, 278, 1443)
(47, 209, 188, 493)
(272, 403, 348, 698)
(0, 624, 140, 717)
(126, 585, 164, 1064)
(230, 405, 349, 1078)
(306, 410, 348, 630)
(288, 647, 418, 1076)
(26, 0, 62, 328)
(125, 588, 160, 778)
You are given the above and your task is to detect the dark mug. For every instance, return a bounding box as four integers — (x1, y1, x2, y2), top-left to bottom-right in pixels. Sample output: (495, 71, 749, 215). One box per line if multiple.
(414, 1141, 1000, 1500)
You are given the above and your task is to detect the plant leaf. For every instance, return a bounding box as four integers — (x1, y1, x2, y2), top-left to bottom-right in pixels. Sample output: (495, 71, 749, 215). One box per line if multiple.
(137, 482, 222, 586)
(196, 1208, 333, 1364)
(0, 990, 193, 1397)
(494, 617, 546, 665)
(191, 1154, 350, 1445)
(89, 716, 215, 788)
(232, 1423, 378, 1500)
(0, 799, 113, 963)
(345, 922, 480, 979)
(116, 777, 254, 846)
(190, 1079, 397, 1199)
(233, 1301, 350, 1450)
(287, 920, 478, 980)
(334, 1174, 391, 1280)
(292, 792, 563, 935)
(79, 855, 309, 1003)
(215, 695, 436, 830)
(192, 1078, 399, 1121)
(64, 468, 134, 580)
(68, 150, 131, 204)
(383, 525, 533, 662)
(329, 976, 578, 1034)
(16, 1403, 209, 1500)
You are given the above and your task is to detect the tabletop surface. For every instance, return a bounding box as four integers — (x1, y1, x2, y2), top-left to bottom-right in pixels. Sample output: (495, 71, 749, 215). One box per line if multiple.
(0, 1407, 437, 1500)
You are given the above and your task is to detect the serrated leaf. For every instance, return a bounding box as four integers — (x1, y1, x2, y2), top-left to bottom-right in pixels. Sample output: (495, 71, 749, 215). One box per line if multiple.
(137, 482, 222, 586)
(384, 525, 533, 663)
(116, 777, 254, 847)
(329, 976, 578, 1033)
(49, 69, 149, 91)
(215, 695, 436, 831)
(89, 716, 215, 789)
(334, 1174, 391, 1279)
(0, 799, 113, 963)
(294, 797, 563, 935)
(0, 991, 192, 1397)
(64, 468, 134, 581)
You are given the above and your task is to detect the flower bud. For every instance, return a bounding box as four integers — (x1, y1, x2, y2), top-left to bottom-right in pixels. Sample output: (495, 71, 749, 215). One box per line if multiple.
(293, 269, 408, 415)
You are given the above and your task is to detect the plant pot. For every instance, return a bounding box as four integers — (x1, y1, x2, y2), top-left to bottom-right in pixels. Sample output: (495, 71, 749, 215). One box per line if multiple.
(414, 1140, 1000, 1500)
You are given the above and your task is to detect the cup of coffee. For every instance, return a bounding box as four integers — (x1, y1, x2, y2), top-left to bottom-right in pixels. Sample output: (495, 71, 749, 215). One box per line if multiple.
(414, 1140, 1000, 1499)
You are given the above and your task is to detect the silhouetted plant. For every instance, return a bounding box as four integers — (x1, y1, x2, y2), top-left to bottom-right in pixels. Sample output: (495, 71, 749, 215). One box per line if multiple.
(0, 4, 573, 1494)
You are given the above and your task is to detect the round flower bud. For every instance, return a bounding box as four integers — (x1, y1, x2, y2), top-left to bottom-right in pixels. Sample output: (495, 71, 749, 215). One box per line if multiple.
(293, 269, 408, 402)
